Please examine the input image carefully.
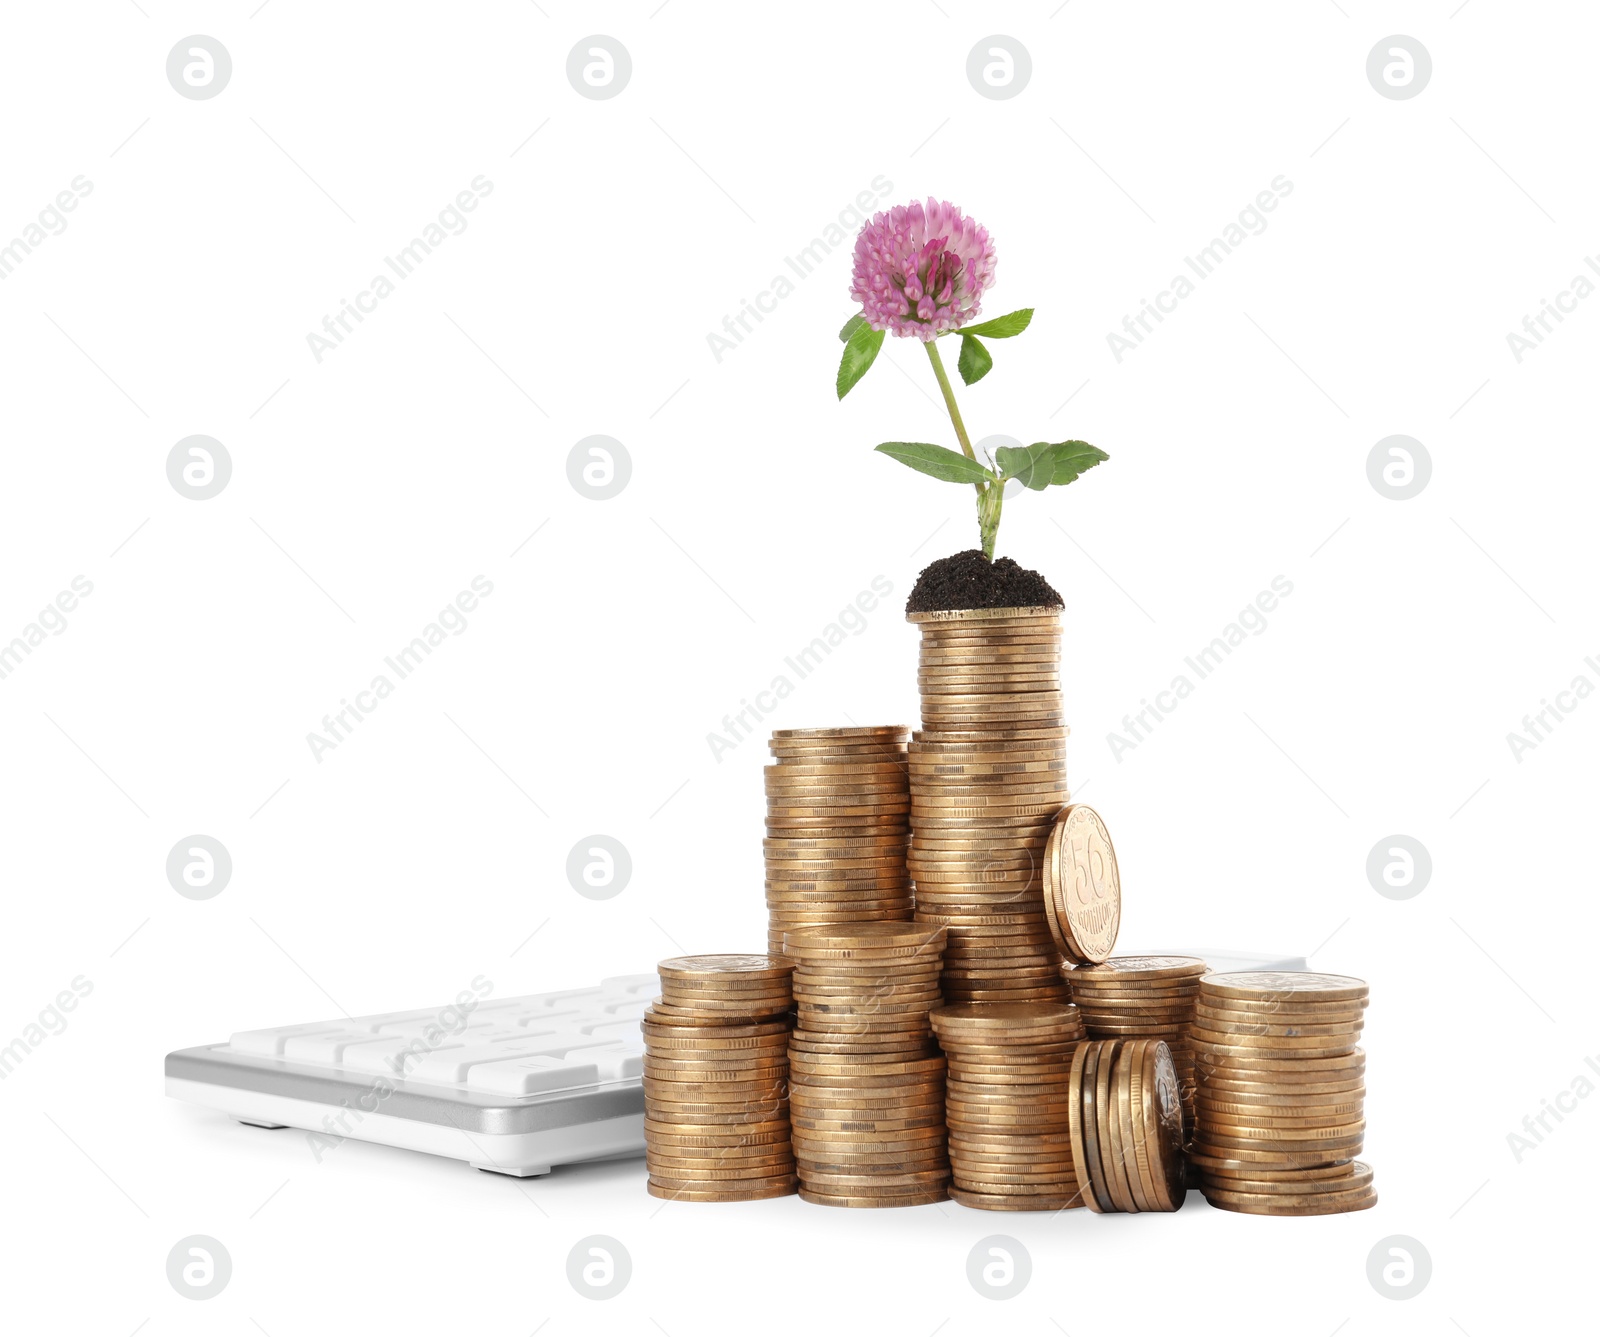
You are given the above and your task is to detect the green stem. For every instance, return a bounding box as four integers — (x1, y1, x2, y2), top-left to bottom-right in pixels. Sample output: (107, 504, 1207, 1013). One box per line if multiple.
(923, 340, 975, 460)
(924, 339, 1001, 560)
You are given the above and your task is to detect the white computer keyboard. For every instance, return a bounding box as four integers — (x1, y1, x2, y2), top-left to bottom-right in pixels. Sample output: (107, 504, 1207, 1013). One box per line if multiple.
(165, 974, 657, 1178)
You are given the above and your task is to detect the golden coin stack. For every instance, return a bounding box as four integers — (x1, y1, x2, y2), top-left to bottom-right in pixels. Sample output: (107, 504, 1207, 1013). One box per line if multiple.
(1190, 971, 1376, 1215)
(782, 921, 951, 1207)
(1068, 1038, 1187, 1212)
(765, 726, 912, 958)
(906, 607, 1070, 1003)
(1064, 956, 1206, 1136)
(930, 1001, 1087, 1211)
(642, 954, 797, 1202)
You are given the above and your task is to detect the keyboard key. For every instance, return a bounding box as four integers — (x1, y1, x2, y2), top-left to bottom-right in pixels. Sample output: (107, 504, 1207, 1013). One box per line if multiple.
(582, 1018, 644, 1041)
(283, 1029, 410, 1063)
(555, 1043, 643, 1083)
(403, 1035, 581, 1085)
(468, 1055, 602, 1097)
(229, 1024, 344, 1057)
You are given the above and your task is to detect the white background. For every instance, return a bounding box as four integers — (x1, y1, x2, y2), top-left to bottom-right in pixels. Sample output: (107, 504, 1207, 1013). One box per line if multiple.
(1, 2, 1594, 1333)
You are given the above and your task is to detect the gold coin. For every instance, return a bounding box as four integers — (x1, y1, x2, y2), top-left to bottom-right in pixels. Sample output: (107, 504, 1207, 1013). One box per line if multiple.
(643, 1067, 788, 1086)
(1191, 1017, 1365, 1041)
(1078, 1042, 1115, 1212)
(1145, 1040, 1186, 1211)
(792, 1166, 953, 1189)
(1192, 1039, 1360, 1064)
(795, 1144, 948, 1163)
(797, 1186, 948, 1208)
(1197, 1092, 1366, 1116)
(656, 995, 794, 1014)
(789, 1054, 945, 1076)
(948, 1187, 1082, 1212)
(1198, 1116, 1367, 1141)
(1098, 1040, 1139, 1213)
(784, 920, 945, 946)
(647, 1150, 794, 1171)
(644, 1102, 787, 1122)
(951, 1126, 1075, 1146)
(646, 1004, 789, 1027)
(1187, 1149, 1353, 1176)
(1068, 978, 1196, 997)
(1196, 1070, 1367, 1096)
(1199, 971, 1368, 1003)
(931, 1000, 1080, 1033)
(1127, 1038, 1169, 1213)
(643, 1119, 790, 1143)
(657, 953, 793, 982)
(1208, 1161, 1373, 1194)
(1188, 1138, 1357, 1163)
(647, 1179, 799, 1202)
(1196, 1104, 1365, 1129)
(645, 1157, 799, 1182)
(769, 748, 906, 763)
(1065, 1041, 1096, 1213)
(1202, 1186, 1378, 1215)
(774, 732, 915, 742)
(1072, 956, 1208, 982)
(1114, 1039, 1156, 1212)
(790, 1117, 945, 1137)
(1194, 1047, 1365, 1074)
(1044, 805, 1121, 966)
(1195, 1159, 1357, 1183)
(642, 1016, 789, 1038)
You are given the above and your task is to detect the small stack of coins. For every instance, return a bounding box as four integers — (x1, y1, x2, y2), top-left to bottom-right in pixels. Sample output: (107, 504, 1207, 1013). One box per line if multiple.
(765, 726, 912, 958)
(1190, 971, 1376, 1215)
(783, 921, 951, 1207)
(906, 606, 1070, 1004)
(642, 954, 797, 1202)
(1064, 956, 1206, 1136)
(1068, 1038, 1186, 1212)
(931, 1001, 1087, 1211)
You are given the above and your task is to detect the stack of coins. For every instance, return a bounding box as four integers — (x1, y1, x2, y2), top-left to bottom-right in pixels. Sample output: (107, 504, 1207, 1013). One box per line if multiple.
(906, 606, 1070, 1004)
(1068, 1038, 1186, 1212)
(1190, 971, 1376, 1215)
(782, 921, 951, 1207)
(931, 1001, 1088, 1211)
(642, 954, 797, 1202)
(765, 727, 912, 958)
(1064, 956, 1206, 1136)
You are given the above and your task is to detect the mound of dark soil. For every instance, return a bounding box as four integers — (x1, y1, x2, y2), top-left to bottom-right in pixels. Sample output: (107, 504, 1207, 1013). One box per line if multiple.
(905, 550, 1063, 613)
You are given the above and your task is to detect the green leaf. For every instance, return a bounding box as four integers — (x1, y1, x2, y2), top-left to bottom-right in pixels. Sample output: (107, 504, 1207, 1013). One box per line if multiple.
(874, 442, 995, 485)
(994, 443, 1059, 491)
(957, 334, 992, 386)
(838, 313, 866, 343)
(836, 323, 885, 399)
(1043, 440, 1110, 486)
(995, 440, 1110, 491)
(960, 308, 1034, 339)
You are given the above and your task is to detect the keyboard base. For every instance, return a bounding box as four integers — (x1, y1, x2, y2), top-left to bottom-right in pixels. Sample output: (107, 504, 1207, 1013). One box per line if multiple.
(169, 1076, 645, 1178)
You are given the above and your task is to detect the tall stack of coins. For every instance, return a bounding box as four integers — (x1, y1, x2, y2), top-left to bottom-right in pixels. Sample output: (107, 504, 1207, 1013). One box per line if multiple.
(642, 955, 797, 1202)
(931, 1001, 1087, 1211)
(906, 606, 1070, 1004)
(765, 727, 912, 959)
(1068, 1038, 1186, 1213)
(1064, 956, 1206, 1136)
(782, 922, 951, 1207)
(1190, 971, 1376, 1215)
